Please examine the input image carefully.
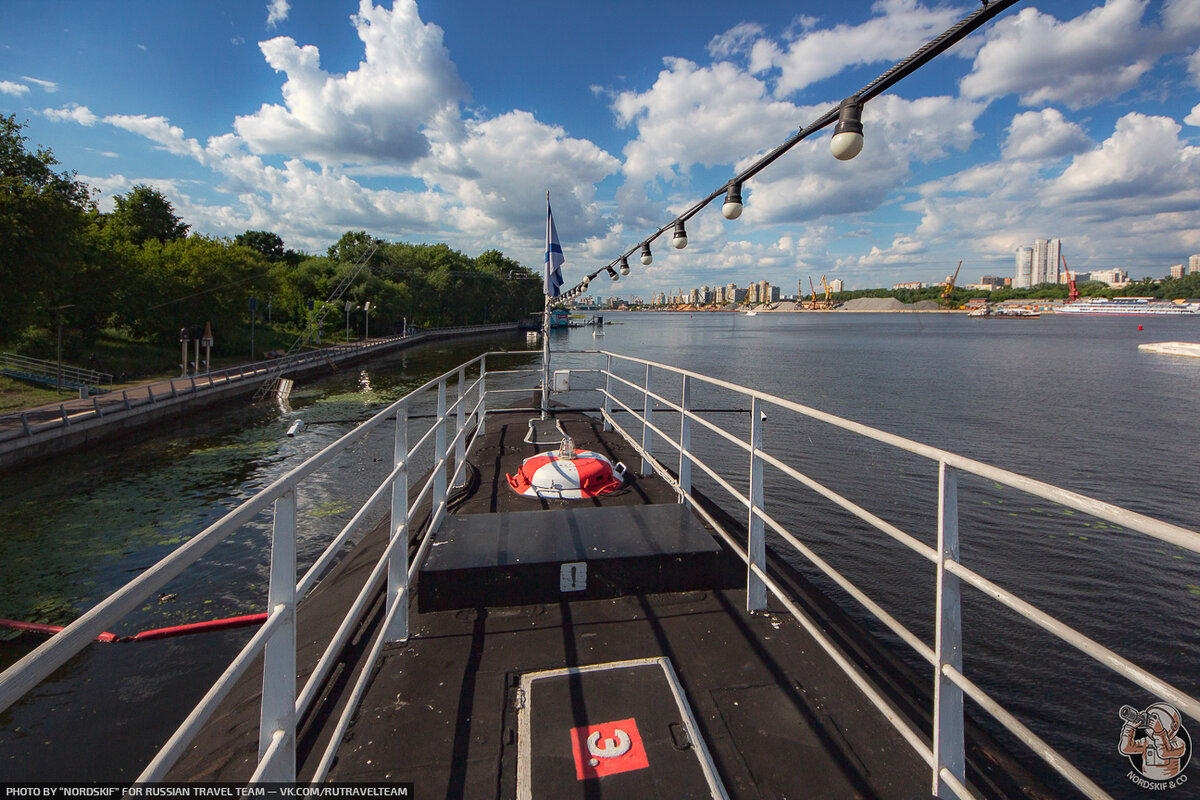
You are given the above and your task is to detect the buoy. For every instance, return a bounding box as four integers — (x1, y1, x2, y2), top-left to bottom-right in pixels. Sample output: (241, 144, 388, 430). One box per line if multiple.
(1138, 325, 1143, 331)
(507, 438, 626, 499)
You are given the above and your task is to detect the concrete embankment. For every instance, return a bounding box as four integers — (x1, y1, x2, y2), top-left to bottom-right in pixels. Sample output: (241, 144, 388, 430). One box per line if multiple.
(0, 323, 519, 472)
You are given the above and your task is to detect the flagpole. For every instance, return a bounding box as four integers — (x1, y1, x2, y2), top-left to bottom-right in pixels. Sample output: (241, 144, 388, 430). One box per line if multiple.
(542, 190, 551, 419)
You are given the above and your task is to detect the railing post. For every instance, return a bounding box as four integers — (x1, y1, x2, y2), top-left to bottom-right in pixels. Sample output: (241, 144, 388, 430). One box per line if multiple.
(93, 397, 103, 418)
(21, 413, 31, 437)
(602, 354, 613, 431)
(678, 375, 691, 501)
(453, 366, 466, 489)
(640, 364, 654, 475)
(260, 489, 297, 780)
(747, 397, 766, 611)
(432, 379, 448, 532)
(385, 406, 410, 642)
(478, 355, 487, 435)
(60, 405, 69, 426)
(123, 390, 131, 410)
(933, 461, 965, 797)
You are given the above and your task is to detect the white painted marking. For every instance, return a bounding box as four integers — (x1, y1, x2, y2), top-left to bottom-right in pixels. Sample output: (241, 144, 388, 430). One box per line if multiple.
(560, 562, 587, 592)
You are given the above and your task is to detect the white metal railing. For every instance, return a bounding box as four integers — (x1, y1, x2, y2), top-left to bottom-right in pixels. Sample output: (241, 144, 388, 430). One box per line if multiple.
(555, 348, 1200, 800)
(0, 347, 538, 783)
(0, 351, 112, 391)
(0, 323, 516, 445)
(1, 346, 1196, 796)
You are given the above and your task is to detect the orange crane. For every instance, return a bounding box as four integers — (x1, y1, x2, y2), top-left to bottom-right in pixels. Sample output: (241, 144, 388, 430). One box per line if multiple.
(1061, 253, 1079, 302)
(821, 275, 833, 308)
(808, 277, 820, 310)
(942, 260, 962, 299)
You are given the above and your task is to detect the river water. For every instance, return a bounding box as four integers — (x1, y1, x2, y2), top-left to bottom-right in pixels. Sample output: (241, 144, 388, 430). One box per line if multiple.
(1, 314, 1197, 797)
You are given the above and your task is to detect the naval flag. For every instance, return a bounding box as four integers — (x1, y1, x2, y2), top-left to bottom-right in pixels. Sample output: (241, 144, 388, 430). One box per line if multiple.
(545, 200, 564, 298)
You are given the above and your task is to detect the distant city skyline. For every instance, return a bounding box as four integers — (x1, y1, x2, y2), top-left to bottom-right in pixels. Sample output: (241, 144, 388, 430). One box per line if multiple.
(4, 0, 1199, 293)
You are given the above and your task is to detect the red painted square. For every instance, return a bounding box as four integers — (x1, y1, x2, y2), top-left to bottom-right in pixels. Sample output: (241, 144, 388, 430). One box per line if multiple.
(569, 717, 650, 780)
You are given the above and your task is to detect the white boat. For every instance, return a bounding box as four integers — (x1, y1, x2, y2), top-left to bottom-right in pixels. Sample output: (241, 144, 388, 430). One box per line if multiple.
(1055, 297, 1200, 315)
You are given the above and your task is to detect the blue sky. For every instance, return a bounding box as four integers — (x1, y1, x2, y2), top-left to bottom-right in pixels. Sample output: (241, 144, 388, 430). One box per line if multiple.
(2, 0, 1198, 296)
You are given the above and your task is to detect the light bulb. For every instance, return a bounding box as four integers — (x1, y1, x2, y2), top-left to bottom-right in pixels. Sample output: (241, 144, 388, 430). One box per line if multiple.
(673, 220, 688, 249)
(640, 243, 653, 265)
(831, 96, 864, 161)
(722, 182, 743, 219)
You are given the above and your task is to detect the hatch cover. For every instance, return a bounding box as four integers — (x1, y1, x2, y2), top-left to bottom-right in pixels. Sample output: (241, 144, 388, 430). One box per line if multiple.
(516, 657, 727, 799)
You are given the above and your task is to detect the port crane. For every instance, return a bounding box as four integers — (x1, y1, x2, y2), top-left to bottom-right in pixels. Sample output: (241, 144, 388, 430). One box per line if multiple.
(808, 277, 820, 310)
(942, 260, 962, 299)
(821, 275, 834, 309)
(1061, 253, 1079, 302)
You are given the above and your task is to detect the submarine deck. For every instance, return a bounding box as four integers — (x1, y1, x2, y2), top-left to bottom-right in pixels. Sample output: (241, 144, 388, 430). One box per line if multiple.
(171, 408, 1044, 798)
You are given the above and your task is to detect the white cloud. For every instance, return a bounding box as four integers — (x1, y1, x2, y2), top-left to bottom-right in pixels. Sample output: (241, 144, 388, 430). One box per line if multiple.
(235, 0, 465, 166)
(1188, 46, 1200, 87)
(42, 103, 99, 126)
(1049, 113, 1200, 214)
(1002, 109, 1092, 161)
(754, 0, 964, 98)
(20, 76, 57, 93)
(266, 0, 290, 29)
(0, 81, 29, 97)
(742, 94, 985, 224)
(104, 114, 207, 161)
(961, 0, 1199, 109)
(1186, 103, 1200, 127)
(706, 23, 764, 60)
(416, 110, 619, 243)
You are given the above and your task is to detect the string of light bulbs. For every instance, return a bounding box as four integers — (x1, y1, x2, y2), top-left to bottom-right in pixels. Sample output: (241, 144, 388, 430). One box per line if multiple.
(557, 0, 1022, 300)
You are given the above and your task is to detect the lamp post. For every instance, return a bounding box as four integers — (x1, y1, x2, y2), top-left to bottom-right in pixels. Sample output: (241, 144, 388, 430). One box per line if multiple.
(345, 300, 353, 343)
(249, 297, 257, 361)
(180, 327, 190, 376)
(363, 302, 371, 340)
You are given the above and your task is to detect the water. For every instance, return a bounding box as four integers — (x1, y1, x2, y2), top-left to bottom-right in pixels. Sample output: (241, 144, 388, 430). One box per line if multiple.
(2, 315, 1198, 796)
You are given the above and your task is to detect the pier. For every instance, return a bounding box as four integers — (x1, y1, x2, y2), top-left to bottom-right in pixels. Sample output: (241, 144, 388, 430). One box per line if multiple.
(0, 323, 519, 472)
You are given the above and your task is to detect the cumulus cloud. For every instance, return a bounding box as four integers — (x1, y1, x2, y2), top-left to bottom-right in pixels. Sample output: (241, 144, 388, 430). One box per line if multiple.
(961, 0, 1199, 109)
(0, 81, 30, 97)
(1002, 108, 1092, 160)
(104, 114, 207, 161)
(235, 0, 465, 166)
(752, 0, 963, 98)
(42, 103, 99, 126)
(1187, 103, 1200, 127)
(706, 23, 765, 60)
(614, 58, 797, 185)
(267, 0, 290, 29)
(1049, 113, 1200, 212)
(743, 94, 985, 224)
(1188, 46, 1200, 87)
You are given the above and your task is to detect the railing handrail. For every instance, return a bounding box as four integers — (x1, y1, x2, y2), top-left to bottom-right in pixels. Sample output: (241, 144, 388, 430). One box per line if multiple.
(554, 348, 1198, 800)
(0, 351, 112, 386)
(4, 344, 1193, 798)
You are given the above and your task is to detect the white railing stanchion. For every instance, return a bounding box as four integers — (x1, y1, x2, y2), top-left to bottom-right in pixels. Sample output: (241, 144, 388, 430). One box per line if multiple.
(747, 397, 766, 611)
(641, 364, 654, 475)
(453, 366, 466, 489)
(432, 379, 448, 533)
(678, 375, 692, 501)
(385, 406, 410, 642)
(603, 354, 613, 431)
(934, 461, 966, 797)
(258, 489, 297, 781)
(478, 355, 487, 435)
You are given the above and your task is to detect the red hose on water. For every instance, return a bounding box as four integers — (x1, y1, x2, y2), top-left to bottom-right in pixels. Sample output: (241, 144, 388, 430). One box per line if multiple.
(0, 613, 268, 643)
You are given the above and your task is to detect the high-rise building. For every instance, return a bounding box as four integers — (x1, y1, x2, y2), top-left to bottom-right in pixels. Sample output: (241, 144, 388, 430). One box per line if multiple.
(1014, 247, 1033, 288)
(830, 278, 844, 293)
(1189, 254, 1200, 274)
(1029, 239, 1061, 285)
(1169, 264, 1185, 279)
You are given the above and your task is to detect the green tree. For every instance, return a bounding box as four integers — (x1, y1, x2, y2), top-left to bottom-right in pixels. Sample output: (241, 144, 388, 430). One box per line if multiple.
(235, 230, 285, 261)
(106, 184, 189, 245)
(0, 114, 93, 340)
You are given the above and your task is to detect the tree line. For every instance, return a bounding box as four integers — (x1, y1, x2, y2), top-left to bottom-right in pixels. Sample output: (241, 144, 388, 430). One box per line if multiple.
(0, 115, 541, 364)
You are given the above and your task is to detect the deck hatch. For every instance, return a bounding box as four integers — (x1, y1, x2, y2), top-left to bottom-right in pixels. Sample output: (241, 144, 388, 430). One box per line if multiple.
(418, 504, 727, 610)
(516, 657, 728, 800)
